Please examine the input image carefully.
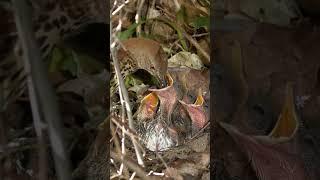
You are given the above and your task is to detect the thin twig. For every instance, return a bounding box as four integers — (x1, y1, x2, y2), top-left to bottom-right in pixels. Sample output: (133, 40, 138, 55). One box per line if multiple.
(111, 16, 145, 166)
(110, 120, 123, 156)
(111, 151, 154, 180)
(192, 32, 209, 38)
(111, 116, 146, 156)
(111, 117, 140, 139)
(110, 121, 130, 178)
(112, 0, 130, 16)
(11, 1, 71, 179)
(135, 0, 145, 37)
(118, 75, 127, 176)
(183, 32, 210, 64)
(155, 150, 169, 169)
(190, 122, 210, 139)
(110, 46, 145, 166)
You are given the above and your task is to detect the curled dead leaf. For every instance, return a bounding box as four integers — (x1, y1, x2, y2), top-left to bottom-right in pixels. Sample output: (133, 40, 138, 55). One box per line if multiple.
(168, 51, 204, 70)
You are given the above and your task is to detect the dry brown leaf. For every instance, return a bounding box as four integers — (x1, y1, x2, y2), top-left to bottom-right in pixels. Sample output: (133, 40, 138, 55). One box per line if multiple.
(181, 2, 209, 22)
(168, 51, 204, 70)
(150, 21, 175, 42)
(197, 38, 210, 66)
(186, 133, 209, 152)
(165, 152, 209, 178)
(164, 167, 184, 180)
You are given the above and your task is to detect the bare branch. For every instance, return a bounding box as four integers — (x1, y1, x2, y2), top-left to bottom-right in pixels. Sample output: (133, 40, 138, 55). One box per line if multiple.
(110, 12, 145, 166)
(11, 1, 71, 179)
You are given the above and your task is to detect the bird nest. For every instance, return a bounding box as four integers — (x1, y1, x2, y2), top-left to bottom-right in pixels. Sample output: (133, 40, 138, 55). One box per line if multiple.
(108, 0, 210, 179)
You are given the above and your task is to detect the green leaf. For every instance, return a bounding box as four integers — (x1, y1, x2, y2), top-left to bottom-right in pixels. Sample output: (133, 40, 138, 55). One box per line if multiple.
(190, 16, 209, 29)
(124, 74, 143, 88)
(62, 56, 78, 76)
(176, 5, 187, 24)
(48, 47, 64, 72)
(48, 47, 78, 77)
(117, 21, 145, 40)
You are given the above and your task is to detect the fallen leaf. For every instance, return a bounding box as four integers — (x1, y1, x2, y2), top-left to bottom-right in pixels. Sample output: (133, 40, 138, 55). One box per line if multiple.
(128, 83, 149, 95)
(147, 8, 161, 19)
(168, 51, 204, 70)
(186, 133, 209, 152)
(166, 152, 209, 178)
(150, 20, 175, 42)
(164, 167, 184, 180)
(197, 38, 210, 66)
